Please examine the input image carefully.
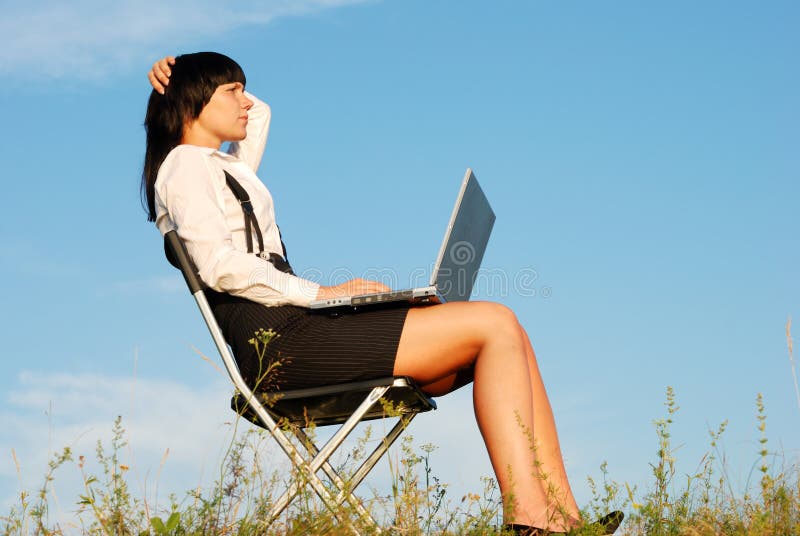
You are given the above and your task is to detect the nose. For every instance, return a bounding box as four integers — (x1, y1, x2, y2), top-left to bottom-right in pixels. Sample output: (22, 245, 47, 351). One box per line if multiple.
(241, 93, 253, 110)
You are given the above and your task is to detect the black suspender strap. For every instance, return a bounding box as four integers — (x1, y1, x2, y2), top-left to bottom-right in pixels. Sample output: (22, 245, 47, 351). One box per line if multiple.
(223, 171, 294, 275)
(224, 171, 264, 255)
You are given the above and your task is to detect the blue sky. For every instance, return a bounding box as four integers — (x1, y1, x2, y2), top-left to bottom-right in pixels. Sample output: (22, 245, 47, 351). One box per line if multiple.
(1, 0, 798, 524)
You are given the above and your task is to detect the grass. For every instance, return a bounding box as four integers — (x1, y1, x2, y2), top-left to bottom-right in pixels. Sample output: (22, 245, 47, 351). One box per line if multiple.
(3, 388, 798, 535)
(3, 319, 797, 534)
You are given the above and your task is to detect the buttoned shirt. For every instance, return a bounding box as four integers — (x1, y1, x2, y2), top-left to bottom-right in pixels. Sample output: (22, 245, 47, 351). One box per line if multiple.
(154, 92, 320, 306)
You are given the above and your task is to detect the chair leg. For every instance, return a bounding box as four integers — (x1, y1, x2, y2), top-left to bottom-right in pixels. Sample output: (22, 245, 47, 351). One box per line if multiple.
(266, 424, 368, 535)
(266, 385, 391, 530)
(345, 413, 417, 494)
(293, 427, 380, 531)
(283, 408, 418, 532)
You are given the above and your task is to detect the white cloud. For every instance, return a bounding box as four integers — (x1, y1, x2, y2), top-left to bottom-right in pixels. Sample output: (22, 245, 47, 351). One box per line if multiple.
(111, 274, 185, 295)
(0, 0, 370, 80)
(0, 370, 239, 519)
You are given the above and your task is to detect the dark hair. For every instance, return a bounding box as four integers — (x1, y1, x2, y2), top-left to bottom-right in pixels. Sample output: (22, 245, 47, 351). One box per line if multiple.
(141, 52, 246, 221)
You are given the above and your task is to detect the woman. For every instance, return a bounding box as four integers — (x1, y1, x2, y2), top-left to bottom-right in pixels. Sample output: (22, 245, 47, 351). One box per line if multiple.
(142, 52, 621, 535)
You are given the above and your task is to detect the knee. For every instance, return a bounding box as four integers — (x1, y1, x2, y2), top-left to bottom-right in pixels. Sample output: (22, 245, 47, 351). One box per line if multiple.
(475, 302, 521, 338)
(478, 304, 540, 366)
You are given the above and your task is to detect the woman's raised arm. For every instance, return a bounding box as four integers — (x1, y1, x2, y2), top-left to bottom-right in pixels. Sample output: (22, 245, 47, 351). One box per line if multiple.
(228, 93, 271, 172)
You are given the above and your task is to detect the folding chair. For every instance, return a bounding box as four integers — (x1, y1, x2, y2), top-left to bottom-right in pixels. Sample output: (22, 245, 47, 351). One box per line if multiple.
(163, 230, 436, 534)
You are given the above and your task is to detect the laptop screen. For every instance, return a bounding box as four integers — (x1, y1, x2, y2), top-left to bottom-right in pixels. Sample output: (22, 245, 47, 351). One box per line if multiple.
(430, 169, 495, 302)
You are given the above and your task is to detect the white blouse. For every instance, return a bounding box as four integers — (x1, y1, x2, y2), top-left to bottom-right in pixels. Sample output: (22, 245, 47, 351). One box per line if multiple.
(154, 92, 320, 307)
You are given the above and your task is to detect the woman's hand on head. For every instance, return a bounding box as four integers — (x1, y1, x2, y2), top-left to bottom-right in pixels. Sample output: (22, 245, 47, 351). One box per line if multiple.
(148, 56, 176, 95)
(316, 279, 391, 300)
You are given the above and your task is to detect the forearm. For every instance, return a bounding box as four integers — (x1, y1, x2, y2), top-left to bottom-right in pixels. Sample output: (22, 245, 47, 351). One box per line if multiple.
(228, 92, 271, 171)
(202, 248, 320, 307)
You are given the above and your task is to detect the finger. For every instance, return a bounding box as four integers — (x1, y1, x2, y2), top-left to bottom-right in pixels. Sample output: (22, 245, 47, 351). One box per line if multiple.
(149, 57, 174, 92)
(360, 280, 384, 292)
(367, 279, 391, 292)
(156, 57, 173, 77)
(153, 63, 171, 87)
(147, 71, 165, 94)
(362, 280, 388, 292)
(155, 71, 170, 88)
(362, 281, 390, 294)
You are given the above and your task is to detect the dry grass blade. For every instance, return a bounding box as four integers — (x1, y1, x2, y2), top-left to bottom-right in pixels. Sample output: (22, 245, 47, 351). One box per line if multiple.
(192, 344, 226, 376)
(788, 316, 800, 413)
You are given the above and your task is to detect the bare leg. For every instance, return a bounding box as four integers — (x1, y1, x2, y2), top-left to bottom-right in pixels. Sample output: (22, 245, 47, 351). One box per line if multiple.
(393, 301, 576, 530)
(520, 327, 580, 521)
(417, 368, 473, 396)
(415, 324, 581, 521)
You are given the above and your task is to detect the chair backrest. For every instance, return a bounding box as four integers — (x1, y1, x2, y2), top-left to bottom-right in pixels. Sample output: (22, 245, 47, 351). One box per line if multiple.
(164, 230, 205, 294)
(162, 230, 285, 431)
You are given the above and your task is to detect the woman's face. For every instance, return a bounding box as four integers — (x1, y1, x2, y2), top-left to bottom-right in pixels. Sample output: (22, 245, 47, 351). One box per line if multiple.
(183, 82, 253, 148)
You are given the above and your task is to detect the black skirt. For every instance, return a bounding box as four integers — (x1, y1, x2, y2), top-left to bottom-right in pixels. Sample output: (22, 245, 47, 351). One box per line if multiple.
(208, 291, 412, 391)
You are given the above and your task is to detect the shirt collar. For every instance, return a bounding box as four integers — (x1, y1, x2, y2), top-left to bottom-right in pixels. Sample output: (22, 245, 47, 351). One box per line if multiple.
(178, 144, 237, 162)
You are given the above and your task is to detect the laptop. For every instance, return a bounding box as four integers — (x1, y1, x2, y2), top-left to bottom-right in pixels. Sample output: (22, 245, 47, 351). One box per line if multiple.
(309, 168, 495, 311)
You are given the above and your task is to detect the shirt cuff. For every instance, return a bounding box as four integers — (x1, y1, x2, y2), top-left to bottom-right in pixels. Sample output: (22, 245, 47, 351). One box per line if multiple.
(283, 276, 321, 307)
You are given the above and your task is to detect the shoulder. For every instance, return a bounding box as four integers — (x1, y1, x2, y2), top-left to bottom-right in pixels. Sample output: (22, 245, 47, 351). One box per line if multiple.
(154, 145, 231, 224)
(159, 145, 215, 175)
(156, 145, 221, 190)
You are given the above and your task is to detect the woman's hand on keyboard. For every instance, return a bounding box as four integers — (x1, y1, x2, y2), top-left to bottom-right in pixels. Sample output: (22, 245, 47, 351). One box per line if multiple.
(316, 279, 391, 300)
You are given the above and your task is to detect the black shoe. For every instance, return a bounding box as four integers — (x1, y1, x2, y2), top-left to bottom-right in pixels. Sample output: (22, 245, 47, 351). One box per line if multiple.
(502, 524, 565, 536)
(503, 511, 623, 536)
(587, 510, 624, 535)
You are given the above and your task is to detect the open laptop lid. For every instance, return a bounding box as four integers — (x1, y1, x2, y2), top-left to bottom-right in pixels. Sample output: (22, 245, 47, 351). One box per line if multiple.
(430, 169, 495, 302)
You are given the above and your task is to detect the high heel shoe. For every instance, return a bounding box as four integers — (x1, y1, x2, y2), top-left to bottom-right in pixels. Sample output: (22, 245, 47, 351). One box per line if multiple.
(503, 511, 623, 535)
(502, 524, 564, 536)
(588, 510, 624, 535)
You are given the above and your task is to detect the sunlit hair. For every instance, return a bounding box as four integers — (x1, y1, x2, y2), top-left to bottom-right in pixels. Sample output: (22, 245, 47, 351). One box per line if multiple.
(141, 52, 246, 221)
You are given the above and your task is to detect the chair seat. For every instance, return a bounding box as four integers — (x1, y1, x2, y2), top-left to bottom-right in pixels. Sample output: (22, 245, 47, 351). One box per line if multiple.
(232, 376, 436, 427)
